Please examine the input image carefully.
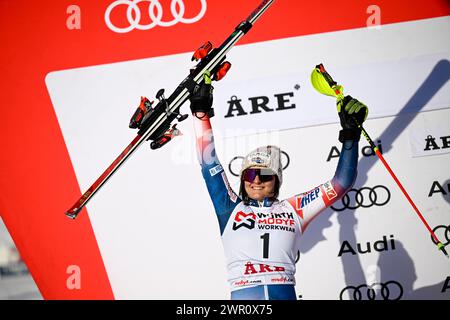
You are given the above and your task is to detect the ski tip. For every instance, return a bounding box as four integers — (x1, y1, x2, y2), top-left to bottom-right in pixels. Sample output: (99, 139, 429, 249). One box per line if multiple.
(65, 207, 82, 220)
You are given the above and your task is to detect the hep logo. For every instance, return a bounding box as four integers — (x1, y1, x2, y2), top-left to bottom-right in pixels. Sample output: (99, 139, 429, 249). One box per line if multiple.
(233, 211, 256, 230)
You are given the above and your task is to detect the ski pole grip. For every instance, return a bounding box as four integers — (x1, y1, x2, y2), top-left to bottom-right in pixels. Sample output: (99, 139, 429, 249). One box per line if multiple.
(316, 64, 337, 87)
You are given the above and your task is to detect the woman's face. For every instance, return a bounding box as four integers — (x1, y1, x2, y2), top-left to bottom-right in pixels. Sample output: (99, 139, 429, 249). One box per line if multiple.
(243, 168, 276, 201)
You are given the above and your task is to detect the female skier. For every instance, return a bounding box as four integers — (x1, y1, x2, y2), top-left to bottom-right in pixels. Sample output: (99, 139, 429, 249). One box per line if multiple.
(190, 71, 368, 300)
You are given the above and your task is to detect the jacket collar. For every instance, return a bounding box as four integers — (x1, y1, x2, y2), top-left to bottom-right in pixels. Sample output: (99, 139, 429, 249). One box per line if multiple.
(247, 197, 278, 208)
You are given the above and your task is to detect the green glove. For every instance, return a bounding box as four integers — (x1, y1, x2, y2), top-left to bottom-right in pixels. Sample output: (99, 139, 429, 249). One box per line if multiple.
(337, 95, 369, 142)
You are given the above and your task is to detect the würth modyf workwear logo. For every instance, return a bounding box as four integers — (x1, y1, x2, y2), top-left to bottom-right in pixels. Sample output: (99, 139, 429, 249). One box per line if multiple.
(233, 211, 256, 230)
(340, 281, 403, 300)
(331, 185, 390, 211)
(105, 0, 207, 33)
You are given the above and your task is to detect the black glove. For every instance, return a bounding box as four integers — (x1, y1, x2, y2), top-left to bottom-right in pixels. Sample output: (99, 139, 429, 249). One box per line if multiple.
(190, 71, 214, 118)
(337, 95, 368, 142)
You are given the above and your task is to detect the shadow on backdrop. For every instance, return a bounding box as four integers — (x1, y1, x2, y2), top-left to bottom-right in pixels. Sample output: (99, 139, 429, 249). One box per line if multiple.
(442, 179, 450, 205)
(377, 240, 450, 300)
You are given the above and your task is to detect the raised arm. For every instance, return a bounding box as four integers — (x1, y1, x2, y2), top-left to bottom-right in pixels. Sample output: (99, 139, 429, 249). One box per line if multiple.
(287, 96, 368, 231)
(191, 73, 241, 234)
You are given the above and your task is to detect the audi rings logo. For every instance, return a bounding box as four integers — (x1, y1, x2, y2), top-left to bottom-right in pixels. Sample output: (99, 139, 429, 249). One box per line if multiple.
(228, 151, 290, 177)
(105, 0, 207, 33)
(431, 224, 450, 247)
(331, 185, 390, 211)
(340, 281, 403, 300)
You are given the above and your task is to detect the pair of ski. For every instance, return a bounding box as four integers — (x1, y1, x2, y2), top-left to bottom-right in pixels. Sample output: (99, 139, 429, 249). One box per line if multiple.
(65, 0, 275, 219)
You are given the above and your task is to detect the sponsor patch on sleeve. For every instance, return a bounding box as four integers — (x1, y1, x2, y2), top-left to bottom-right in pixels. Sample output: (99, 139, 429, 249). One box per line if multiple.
(209, 164, 223, 176)
(322, 181, 337, 201)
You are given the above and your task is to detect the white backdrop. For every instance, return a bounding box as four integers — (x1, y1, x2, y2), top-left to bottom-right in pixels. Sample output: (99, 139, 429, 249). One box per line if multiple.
(45, 16, 450, 299)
